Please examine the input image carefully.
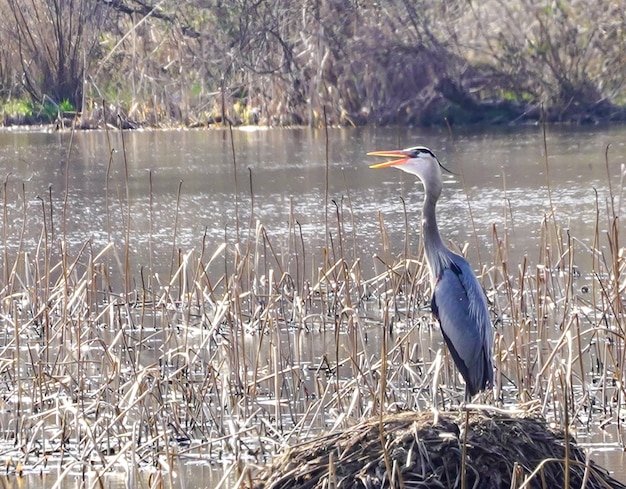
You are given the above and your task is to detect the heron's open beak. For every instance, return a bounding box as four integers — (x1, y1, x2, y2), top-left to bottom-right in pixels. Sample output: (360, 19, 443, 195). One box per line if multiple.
(367, 150, 411, 169)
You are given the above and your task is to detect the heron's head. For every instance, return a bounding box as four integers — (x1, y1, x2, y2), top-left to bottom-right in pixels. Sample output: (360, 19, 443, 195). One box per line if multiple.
(368, 146, 451, 196)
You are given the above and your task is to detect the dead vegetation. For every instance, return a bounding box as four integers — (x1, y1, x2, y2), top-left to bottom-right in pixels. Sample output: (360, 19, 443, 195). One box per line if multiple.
(253, 410, 626, 489)
(0, 0, 625, 127)
(0, 127, 623, 488)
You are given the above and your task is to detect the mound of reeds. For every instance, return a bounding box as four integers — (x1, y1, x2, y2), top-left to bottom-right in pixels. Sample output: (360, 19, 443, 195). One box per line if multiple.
(253, 409, 626, 489)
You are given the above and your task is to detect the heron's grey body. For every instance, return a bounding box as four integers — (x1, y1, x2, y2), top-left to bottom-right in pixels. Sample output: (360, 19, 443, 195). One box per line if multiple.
(369, 146, 494, 401)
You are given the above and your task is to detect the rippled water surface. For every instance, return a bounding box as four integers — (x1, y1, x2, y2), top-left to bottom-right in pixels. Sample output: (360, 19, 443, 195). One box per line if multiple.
(0, 124, 625, 487)
(1, 125, 623, 273)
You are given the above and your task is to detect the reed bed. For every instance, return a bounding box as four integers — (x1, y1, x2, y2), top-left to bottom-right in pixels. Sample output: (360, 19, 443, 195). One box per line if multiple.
(253, 410, 626, 489)
(0, 134, 624, 488)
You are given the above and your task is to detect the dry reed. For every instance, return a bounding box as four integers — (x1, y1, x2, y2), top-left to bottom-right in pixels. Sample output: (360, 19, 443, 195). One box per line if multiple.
(252, 409, 626, 489)
(0, 133, 623, 489)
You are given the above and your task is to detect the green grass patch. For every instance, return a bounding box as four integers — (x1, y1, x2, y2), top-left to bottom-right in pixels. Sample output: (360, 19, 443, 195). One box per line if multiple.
(0, 98, 33, 118)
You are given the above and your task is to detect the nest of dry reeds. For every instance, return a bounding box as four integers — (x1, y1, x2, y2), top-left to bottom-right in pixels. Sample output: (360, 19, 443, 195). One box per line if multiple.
(253, 410, 625, 489)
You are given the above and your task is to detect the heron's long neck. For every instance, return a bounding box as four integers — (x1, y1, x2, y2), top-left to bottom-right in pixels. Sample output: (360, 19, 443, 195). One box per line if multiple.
(422, 192, 448, 283)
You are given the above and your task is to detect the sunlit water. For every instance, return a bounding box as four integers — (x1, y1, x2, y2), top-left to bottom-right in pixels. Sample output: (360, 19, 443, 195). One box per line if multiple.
(1, 125, 623, 276)
(0, 124, 625, 487)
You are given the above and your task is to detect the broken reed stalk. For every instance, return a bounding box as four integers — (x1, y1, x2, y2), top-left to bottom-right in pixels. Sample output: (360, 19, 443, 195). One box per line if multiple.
(540, 109, 563, 262)
(377, 303, 396, 489)
(324, 106, 330, 251)
(118, 123, 132, 296)
(229, 121, 241, 242)
(169, 179, 184, 283)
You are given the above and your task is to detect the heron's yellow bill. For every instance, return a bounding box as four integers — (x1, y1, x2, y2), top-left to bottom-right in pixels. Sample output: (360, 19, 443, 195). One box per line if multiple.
(367, 150, 411, 169)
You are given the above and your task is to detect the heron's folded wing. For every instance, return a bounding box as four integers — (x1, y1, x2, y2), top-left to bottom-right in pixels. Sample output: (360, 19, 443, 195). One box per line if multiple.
(432, 265, 484, 374)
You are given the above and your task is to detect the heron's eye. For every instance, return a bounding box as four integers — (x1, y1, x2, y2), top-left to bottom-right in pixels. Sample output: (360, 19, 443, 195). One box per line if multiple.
(404, 146, 437, 159)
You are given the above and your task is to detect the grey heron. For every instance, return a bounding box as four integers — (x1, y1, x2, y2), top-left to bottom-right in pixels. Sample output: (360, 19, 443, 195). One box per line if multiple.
(369, 146, 494, 402)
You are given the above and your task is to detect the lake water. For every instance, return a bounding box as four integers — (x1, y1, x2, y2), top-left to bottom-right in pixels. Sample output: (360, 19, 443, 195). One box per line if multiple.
(0, 124, 625, 487)
(0, 125, 623, 275)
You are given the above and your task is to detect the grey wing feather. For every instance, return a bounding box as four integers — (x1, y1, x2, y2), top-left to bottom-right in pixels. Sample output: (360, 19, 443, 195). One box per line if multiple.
(432, 255, 493, 394)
